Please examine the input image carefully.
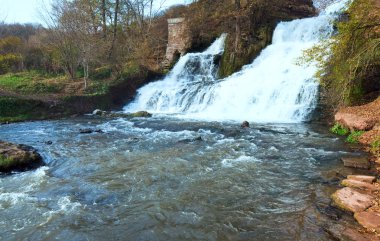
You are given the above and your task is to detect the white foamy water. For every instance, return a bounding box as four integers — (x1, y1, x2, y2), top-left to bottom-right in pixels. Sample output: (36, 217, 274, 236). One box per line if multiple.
(125, 0, 351, 122)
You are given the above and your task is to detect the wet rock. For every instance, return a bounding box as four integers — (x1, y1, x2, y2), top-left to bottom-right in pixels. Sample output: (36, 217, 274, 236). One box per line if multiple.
(315, 202, 344, 220)
(341, 156, 370, 169)
(79, 129, 103, 134)
(92, 109, 152, 118)
(341, 179, 380, 192)
(354, 211, 380, 232)
(347, 175, 376, 184)
(325, 224, 377, 241)
(129, 111, 152, 118)
(155, 213, 166, 221)
(45, 141, 53, 145)
(241, 121, 250, 128)
(0, 141, 44, 172)
(93, 109, 106, 116)
(178, 136, 203, 143)
(331, 187, 374, 213)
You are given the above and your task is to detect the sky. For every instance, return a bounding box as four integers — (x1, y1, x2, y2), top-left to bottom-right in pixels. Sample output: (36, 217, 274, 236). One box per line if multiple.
(0, 0, 192, 25)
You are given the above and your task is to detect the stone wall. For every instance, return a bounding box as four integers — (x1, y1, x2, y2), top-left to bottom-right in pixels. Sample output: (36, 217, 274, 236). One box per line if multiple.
(164, 18, 191, 67)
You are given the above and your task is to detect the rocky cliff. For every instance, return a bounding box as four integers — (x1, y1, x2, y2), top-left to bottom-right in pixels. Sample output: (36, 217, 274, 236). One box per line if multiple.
(171, 0, 316, 77)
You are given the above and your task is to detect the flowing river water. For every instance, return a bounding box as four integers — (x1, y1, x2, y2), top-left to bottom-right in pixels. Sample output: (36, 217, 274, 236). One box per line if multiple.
(0, 116, 368, 240)
(0, 0, 366, 240)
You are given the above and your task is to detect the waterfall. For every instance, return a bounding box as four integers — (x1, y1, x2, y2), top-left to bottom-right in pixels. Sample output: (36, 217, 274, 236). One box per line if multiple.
(125, 0, 351, 122)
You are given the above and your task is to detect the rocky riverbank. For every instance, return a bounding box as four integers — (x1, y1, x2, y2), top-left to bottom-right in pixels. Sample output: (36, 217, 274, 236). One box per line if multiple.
(330, 97, 380, 239)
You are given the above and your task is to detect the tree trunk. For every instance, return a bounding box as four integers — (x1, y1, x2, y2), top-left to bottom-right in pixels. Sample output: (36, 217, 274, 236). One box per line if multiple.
(108, 0, 119, 60)
(102, 0, 107, 39)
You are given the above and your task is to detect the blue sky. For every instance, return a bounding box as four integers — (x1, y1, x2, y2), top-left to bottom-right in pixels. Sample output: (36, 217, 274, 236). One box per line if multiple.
(0, 0, 192, 25)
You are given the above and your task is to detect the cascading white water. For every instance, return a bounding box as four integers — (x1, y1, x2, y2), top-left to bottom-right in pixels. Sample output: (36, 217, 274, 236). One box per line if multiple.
(125, 0, 351, 122)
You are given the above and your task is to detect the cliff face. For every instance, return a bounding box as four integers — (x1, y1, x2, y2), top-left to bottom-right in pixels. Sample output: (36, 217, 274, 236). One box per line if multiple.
(175, 0, 316, 78)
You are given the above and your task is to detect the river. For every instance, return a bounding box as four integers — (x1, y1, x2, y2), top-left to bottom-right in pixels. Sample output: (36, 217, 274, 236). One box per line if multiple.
(0, 116, 365, 240)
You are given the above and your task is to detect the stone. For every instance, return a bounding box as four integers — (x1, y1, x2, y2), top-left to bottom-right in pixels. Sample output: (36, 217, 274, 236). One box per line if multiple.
(92, 109, 104, 115)
(331, 187, 374, 213)
(341, 179, 380, 192)
(354, 211, 380, 233)
(341, 156, 370, 169)
(347, 175, 376, 184)
(325, 224, 377, 241)
(241, 121, 250, 128)
(335, 112, 377, 131)
(79, 129, 103, 134)
(129, 111, 152, 118)
(0, 141, 44, 172)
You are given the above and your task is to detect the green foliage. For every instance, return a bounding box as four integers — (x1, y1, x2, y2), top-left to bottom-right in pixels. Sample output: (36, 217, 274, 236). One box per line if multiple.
(121, 62, 140, 78)
(0, 53, 23, 74)
(330, 123, 350, 136)
(345, 130, 365, 143)
(0, 97, 47, 122)
(370, 136, 380, 156)
(301, 0, 380, 106)
(91, 66, 112, 80)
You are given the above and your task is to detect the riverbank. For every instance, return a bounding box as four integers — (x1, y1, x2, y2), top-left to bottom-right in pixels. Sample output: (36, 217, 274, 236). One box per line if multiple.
(328, 97, 380, 239)
(0, 68, 162, 124)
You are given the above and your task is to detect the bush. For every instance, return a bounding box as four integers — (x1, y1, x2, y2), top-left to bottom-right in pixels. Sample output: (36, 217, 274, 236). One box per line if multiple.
(91, 66, 112, 80)
(330, 123, 350, 136)
(345, 130, 365, 143)
(370, 137, 380, 156)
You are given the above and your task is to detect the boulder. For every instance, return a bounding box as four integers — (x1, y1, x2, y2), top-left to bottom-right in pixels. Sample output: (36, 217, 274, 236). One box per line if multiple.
(354, 211, 380, 233)
(341, 156, 370, 169)
(92, 110, 152, 118)
(129, 111, 152, 118)
(341, 179, 380, 192)
(335, 112, 377, 131)
(93, 109, 106, 116)
(347, 175, 376, 184)
(331, 187, 374, 213)
(0, 141, 44, 172)
(241, 121, 250, 128)
(79, 128, 103, 134)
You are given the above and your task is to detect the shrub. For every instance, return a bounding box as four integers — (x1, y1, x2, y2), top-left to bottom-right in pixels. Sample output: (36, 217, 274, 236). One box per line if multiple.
(330, 123, 350, 136)
(345, 130, 365, 143)
(370, 136, 380, 156)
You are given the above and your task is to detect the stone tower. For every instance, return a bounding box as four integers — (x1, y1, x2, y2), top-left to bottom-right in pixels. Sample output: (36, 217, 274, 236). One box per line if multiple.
(163, 18, 191, 68)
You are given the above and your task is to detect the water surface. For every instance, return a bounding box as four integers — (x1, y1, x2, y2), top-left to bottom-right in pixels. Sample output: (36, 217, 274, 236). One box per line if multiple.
(0, 116, 362, 240)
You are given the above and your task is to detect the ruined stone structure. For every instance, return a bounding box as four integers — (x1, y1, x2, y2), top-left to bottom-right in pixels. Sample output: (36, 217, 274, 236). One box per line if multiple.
(163, 18, 191, 68)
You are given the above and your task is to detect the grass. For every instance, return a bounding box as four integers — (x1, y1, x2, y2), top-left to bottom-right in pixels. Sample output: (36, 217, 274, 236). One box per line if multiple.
(0, 71, 65, 94)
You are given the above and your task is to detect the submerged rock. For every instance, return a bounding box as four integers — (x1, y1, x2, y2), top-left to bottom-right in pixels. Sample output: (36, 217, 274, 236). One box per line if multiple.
(331, 187, 374, 213)
(354, 211, 380, 233)
(341, 156, 370, 169)
(0, 141, 44, 173)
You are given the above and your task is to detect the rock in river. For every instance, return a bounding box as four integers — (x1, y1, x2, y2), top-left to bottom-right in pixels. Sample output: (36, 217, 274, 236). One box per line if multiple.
(0, 141, 44, 173)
